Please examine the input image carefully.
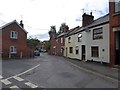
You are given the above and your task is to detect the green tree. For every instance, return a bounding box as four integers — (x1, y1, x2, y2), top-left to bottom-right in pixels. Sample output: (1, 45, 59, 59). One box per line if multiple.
(27, 37, 40, 49)
(58, 23, 69, 34)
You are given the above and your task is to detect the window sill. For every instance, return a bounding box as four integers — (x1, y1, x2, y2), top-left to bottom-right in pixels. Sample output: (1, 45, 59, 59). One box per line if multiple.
(10, 52, 17, 54)
(113, 12, 120, 16)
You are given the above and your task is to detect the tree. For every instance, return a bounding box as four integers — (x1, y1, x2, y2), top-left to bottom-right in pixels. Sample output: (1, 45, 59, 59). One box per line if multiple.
(49, 25, 56, 35)
(27, 37, 40, 49)
(58, 23, 69, 34)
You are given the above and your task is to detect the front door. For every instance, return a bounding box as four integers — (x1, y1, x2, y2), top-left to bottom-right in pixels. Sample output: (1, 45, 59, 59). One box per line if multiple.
(82, 45, 85, 60)
(115, 31, 120, 65)
(66, 47, 68, 57)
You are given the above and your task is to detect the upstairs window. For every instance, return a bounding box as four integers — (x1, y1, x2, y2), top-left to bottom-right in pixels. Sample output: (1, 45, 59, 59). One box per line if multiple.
(10, 31, 18, 39)
(115, 1, 120, 13)
(10, 46, 17, 54)
(93, 28, 103, 40)
(61, 37, 63, 44)
(68, 37, 71, 43)
(78, 33, 82, 42)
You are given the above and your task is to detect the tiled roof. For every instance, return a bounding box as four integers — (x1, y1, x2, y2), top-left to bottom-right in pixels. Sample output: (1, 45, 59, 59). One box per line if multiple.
(85, 14, 109, 29)
(65, 14, 109, 37)
(0, 20, 28, 33)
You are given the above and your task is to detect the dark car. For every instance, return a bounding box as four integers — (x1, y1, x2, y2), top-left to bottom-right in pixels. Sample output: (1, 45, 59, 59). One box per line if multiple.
(34, 50, 40, 56)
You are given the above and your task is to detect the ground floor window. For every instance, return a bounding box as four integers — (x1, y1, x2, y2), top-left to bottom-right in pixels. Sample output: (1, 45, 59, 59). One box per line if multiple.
(10, 46, 17, 54)
(69, 47, 73, 53)
(91, 46, 99, 57)
(75, 46, 79, 54)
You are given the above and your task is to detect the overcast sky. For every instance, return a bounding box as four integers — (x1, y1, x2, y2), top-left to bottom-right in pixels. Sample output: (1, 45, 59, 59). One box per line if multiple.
(0, 0, 109, 41)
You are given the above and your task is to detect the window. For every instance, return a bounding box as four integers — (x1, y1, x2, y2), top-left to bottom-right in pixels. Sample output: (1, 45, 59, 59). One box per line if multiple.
(93, 28, 103, 40)
(68, 37, 71, 43)
(75, 46, 79, 54)
(10, 46, 17, 54)
(69, 47, 73, 53)
(78, 33, 82, 42)
(10, 31, 18, 39)
(61, 37, 63, 44)
(91, 46, 99, 57)
(115, 1, 120, 13)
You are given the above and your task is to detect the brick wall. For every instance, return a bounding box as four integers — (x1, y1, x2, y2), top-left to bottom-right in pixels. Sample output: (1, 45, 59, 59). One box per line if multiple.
(109, 2, 120, 65)
(2, 22, 34, 59)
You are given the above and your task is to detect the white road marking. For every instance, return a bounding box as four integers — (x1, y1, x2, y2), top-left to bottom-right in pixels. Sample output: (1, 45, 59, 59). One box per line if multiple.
(5, 64, 40, 80)
(10, 85, 19, 88)
(13, 76, 24, 81)
(0, 75, 3, 79)
(25, 82, 38, 88)
(1, 79, 12, 85)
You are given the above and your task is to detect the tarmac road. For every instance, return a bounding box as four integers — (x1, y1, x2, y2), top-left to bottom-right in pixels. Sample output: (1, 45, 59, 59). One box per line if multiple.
(1, 53, 119, 89)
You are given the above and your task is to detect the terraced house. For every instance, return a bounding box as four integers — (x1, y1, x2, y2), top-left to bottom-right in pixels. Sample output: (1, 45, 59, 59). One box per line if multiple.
(0, 20, 34, 59)
(64, 13, 110, 64)
(109, 0, 120, 65)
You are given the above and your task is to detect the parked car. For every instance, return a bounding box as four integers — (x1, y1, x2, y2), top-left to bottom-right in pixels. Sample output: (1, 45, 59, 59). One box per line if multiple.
(34, 50, 40, 56)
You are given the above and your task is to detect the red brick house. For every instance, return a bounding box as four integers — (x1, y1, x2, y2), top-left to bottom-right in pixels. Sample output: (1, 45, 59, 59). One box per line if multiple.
(49, 24, 69, 56)
(48, 30, 57, 55)
(0, 20, 34, 59)
(109, 1, 120, 65)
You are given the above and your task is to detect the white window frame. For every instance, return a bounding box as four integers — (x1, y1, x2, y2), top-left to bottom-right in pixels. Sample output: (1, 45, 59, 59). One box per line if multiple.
(78, 33, 82, 42)
(93, 27, 103, 40)
(10, 31, 18, 39)
(61, 37, 63, 44)
(10, 46, 17, 54)
(115, 1, 120, 13)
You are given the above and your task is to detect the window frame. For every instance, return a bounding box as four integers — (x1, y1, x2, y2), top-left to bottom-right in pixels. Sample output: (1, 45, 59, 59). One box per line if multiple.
(115, 1, 120, 13)
(10, 46, 17, 54)
(78, 33, 82, 42)
(68, 37, 71, 43)
(91, 46, 99, 57)
(10, 31, 18, 39)
(61, 37, 63, 44)
(69, 47, 73, 53)
(93, 27, 103, 40)
(75, 46, 79, 54)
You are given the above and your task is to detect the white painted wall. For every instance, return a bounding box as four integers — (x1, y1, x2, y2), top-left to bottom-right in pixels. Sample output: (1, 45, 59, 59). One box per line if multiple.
(64, 23, 110, 63)
(74, 31, 86, 60)
(86, 23, 110, 63)
(64, 34, 76, 59)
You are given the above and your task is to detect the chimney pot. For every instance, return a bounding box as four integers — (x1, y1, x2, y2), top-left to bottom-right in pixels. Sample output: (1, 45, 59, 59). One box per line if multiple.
(20, 20, 24, 28)
(82, 13, 94, 27)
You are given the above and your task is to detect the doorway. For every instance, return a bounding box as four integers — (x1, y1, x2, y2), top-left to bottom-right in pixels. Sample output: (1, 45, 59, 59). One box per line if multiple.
(66, 47, 68, 57)
(81, 45, 86, 60)
(115, 31, 120, 65)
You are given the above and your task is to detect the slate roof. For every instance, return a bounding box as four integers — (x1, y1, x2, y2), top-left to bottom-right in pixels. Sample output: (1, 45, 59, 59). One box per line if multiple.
(0, 20, 28, 33)
(85, 14, 109, 29)
(65, 14, 109, 37)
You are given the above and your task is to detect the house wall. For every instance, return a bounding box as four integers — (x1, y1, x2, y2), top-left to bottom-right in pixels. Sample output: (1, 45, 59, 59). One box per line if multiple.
(86, 23, 110, 63)
(49, 34, 56, 55)
(109, 2, 120, 65)
(0, 30, 2, 58)
(74, 31, 86, 60)
(64, 34, 76, 59)
(2, 22, 33, 59)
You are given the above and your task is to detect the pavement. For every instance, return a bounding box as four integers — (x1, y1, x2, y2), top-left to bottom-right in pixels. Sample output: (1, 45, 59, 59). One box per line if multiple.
(63, 56, 119, 84)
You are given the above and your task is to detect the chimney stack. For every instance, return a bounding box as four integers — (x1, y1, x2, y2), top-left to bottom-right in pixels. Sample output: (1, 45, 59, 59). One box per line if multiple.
(20, 20, 24, 28)
(82, 12, 94, 27)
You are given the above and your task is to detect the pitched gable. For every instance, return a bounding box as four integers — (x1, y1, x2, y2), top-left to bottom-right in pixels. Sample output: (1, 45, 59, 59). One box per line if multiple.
(0, 20, 28, 33)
